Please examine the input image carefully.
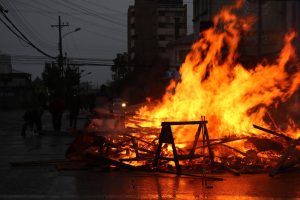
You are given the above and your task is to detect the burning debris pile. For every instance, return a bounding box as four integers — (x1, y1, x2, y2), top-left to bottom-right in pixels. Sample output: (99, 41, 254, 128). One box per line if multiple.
(65, 1, 300, 177)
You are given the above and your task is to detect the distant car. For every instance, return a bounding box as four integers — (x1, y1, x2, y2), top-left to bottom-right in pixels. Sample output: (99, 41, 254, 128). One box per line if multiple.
(110, 98, 127, 116)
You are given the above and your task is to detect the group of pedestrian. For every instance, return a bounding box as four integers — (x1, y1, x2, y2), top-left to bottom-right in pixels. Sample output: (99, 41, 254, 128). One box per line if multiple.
(21, 93, 81, 137)
(21, 105, 43, 137)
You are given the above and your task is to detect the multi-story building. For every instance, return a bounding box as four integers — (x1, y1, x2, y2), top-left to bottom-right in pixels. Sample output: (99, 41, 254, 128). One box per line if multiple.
(128, 0, 187, 68)
(166, 34, 194, 69)
(0, 52, 32, 108)
(193, 0, 300, 58)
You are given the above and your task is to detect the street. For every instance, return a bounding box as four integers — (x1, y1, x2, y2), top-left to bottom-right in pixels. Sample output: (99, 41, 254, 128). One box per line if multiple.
(0, 110, 299, 199)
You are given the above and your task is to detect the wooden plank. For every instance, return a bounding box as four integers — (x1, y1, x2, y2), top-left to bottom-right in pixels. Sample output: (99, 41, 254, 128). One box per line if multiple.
(159, 154, 201, 161)
(161, 121, 208, 126)
(123, 134, 156, 146)
(253, 124, 292, 141)
(221, 144, 247, 157)
(189, 124, 202, 160)
(119, 158, 152, 162)
(198, 137, 248, 148)
(129, 145, 155, 154)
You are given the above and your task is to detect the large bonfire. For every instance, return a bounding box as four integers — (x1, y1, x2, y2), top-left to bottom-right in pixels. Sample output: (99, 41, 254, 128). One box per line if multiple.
(69, 1, 300, 172)
(132, 0, 300, 143)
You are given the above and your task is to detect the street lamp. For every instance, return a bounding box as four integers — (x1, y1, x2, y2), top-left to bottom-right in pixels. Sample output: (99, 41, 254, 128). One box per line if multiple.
(61, 27, 81, 75)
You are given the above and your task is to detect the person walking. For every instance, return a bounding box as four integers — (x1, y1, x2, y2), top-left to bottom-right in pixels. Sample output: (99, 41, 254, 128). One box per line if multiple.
(49, 96, 65, 131)
(32, 105, 44, 135)
(21, 109, 34, 137)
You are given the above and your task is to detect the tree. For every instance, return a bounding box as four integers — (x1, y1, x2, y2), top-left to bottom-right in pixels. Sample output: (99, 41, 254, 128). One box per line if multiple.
(31, 77, 48, 107)
(111, 53, 129, 81)
(42, 62, 80, 97)
(65, 65, 80, 94)
(42, 62, 64, 96)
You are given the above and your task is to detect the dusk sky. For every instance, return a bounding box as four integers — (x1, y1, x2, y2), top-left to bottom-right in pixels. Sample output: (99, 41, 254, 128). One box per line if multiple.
(0, 0, 193, 86)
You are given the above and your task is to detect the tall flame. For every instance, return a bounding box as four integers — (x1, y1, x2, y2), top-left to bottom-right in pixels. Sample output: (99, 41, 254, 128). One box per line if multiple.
(134, 1, 300, 141)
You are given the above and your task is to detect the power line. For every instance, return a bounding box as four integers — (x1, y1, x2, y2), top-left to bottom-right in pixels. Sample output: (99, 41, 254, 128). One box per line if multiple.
(3, 0, 57, 50)
(0, 54, 114, 67)
(62, 0, 125, 26)
(10, 54, 114, 62)
(81, 0, 126, 15)
(54, 0, 126, 27)
(0, 17, 29, 43)
(0, 4, 55, 59)
(28, 0, 126, 35)
(7, 9, 126, 16)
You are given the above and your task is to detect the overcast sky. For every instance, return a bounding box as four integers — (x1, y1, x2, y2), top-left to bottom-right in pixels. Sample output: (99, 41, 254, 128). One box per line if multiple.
(0, 0, 193, 85)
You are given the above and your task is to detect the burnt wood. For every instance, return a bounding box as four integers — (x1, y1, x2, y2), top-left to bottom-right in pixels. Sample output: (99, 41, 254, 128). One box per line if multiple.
(253, 124, 292, 141)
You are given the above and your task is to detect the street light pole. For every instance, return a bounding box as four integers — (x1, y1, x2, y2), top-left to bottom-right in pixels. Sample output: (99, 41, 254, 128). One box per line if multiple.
(51, 16, 69, 73)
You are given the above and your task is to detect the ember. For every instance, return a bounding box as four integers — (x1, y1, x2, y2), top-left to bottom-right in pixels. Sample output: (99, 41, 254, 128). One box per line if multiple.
(66, 0, 300, 177)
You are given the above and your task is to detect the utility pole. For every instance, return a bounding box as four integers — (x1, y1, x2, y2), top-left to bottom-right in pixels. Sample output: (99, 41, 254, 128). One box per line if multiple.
(51, 16, 69, 73)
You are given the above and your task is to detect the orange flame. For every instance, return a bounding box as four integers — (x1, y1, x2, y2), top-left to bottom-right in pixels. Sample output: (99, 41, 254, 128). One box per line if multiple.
(133, 1, 300, 142)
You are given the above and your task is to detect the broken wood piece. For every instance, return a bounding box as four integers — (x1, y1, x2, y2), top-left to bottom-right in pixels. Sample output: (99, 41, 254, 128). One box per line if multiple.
(158, 154, 201, 161)
(119, 158, 152, 162)
(198, 137, 248, 149)
(221, 144, 247, 157)
(253, 124, 292, 141)
(123, 133, 156, 146)
(269, 138, 300, 177)
(128, 145, 155, 154)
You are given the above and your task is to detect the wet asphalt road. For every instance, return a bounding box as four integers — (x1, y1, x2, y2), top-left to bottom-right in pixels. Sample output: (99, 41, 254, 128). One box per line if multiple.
(0, 110, 300, 199)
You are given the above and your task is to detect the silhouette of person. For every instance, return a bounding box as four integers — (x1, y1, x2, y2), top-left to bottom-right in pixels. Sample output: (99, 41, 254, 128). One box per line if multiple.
(21, 109, 34, 137)
(49, 95, 65, 131)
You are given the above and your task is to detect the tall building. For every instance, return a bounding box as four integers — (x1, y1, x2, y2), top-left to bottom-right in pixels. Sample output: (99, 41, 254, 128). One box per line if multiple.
(128, 0, 187, 68)
(193, 0, 300, 58)
(0, 51, 12, 73)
